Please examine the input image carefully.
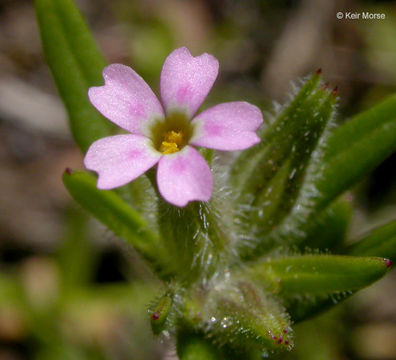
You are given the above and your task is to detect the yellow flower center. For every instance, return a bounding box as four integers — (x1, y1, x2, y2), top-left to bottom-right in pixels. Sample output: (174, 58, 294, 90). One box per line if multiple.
(159, 130, 185, 154)
(150, 112, 194, 155)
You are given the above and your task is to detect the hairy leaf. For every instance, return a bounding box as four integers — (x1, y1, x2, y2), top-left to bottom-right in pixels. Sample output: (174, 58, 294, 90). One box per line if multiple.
(246, 255, 391, 321)
(248, 255, 390, 295)
(275, 94, 396, 251)
(233, 72, 338, 258)
(238, 76, 396, 260)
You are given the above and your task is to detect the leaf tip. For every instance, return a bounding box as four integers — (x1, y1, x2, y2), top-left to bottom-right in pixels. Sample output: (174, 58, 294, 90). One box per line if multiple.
(64, 167, 72, 175)
(321, 82, 329, 90)
(384, 258, 393, 268)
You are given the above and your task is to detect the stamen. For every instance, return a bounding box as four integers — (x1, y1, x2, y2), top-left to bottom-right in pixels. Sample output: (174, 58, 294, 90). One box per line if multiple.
(159, 130, 185, 154)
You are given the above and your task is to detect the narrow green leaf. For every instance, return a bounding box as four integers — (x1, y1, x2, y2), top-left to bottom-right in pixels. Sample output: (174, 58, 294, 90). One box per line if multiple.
(265, 94, 396, 254)
(62, 170, 172, 277)
(347, 220, 396, 260)
(239, 83, 396, 260)
(247, 255, 391, 322)
(315, 94, 396, 211)
(57, 207, 96, 290)
(248, 255, 390, 295)
(35, 0, 114, 151)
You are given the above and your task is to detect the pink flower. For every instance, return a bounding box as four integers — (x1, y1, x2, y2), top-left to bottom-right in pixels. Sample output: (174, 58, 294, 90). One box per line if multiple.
(84, 47, 263, 207)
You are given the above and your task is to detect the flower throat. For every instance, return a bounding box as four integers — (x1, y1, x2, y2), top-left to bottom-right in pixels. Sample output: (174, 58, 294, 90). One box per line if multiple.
(151, 112, 194, 155)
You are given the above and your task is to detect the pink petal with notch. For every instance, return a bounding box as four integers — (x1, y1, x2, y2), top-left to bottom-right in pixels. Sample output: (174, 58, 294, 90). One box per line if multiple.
(89, 64, 164, 135)
(191, 102, 263, 150)
(160, 47, 219, 117)
(84, 134, 160, 189)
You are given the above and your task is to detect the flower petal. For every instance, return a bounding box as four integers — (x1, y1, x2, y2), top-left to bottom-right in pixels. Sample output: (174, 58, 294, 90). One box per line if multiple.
(160, 47, 219, 117)
(88, 64, 164, 135)
(190, 102, 263, 150)
(157, 146, 213, 207)
(84, 134, 160, 189)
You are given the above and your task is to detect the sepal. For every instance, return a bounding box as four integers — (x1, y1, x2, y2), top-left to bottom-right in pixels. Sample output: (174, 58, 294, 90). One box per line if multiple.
(156, 199, 234, 281)
(183, 279, 293, 353)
